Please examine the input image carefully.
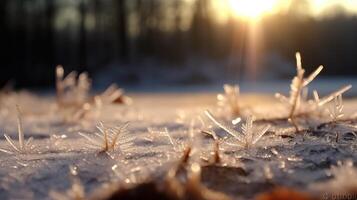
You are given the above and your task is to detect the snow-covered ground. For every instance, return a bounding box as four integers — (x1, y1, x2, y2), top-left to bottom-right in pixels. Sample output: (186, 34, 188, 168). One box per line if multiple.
(0, 89, 356, 199)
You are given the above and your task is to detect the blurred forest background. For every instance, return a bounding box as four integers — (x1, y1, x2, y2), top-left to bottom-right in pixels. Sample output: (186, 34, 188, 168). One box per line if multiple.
(1, 0, 357, 88)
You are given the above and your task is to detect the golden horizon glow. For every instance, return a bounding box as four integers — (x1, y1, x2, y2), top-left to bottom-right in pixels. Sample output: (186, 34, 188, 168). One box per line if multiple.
(310, 0, 357, 16)
(228, 0, 280, 20)
(212, 0, 357, 24)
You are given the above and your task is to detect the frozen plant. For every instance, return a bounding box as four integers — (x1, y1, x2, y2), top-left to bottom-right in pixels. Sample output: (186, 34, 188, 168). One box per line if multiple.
(79, 122, 133, 153)
(147, 127, 180, 151)
(311, 85, 351, 121)
(55, 65, 93, 122)
(322, 94, 353, 142)
(275, 52, 323, 119)
(55, 65, 131, 122)
(312, 85, 351, 108)
(0, 106, 35, 154)
(295, 86, 352, 131)
(328, 94, 344, 122)
(56, 65, 91, 107)
(275, 52, 352, 131)
(97, 84, 132, 105)
(217, 84, 240, 117)
(205, 110, 270, 148)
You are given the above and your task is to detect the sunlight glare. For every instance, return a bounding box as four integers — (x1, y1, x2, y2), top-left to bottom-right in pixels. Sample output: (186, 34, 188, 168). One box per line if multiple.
(228, 0, 279, 19)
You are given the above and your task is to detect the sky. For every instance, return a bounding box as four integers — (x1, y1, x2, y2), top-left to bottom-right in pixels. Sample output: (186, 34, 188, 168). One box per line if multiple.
(213, 0, 357, 22)
(310, 0, 357, 15)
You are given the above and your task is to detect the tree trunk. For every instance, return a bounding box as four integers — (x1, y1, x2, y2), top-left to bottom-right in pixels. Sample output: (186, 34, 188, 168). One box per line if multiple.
(79, 0, 87, 71)
(116, 0, 129, 63)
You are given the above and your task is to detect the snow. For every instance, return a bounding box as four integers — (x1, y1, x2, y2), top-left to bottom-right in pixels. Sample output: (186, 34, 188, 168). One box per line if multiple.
(0, 90, 356, 199)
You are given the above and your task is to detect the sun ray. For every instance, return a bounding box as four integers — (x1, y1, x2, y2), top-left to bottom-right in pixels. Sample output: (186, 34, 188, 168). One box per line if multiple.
(228, 0, 280, 20)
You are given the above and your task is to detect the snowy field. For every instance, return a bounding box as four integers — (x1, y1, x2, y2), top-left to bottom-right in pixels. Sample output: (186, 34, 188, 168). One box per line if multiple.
(0, 89, 357, 199)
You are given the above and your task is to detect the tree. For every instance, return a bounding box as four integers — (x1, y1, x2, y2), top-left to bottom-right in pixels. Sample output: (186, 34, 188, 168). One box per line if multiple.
(190, 0, 212, 55)
(79, 0, 87, 71)
(45, 0, 55, 68)
(115, 0, 129, 63)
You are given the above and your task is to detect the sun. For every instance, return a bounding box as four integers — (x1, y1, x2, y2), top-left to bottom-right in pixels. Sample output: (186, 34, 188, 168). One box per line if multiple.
(228, 0, 279, 20)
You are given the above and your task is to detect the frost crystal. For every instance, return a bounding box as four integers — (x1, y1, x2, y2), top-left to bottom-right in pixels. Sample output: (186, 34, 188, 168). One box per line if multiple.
(55, 65, 130, 122)
(217, 84, 240, 117)
(313, 85, 351, 108)
(275, 52, 323, 118)
(147, 127, 179, 150)
(328, 94, 344, 122)
(0, 106, 35, 154)
(56, 65, 93, 122)
(79, 122, 133, 153)
(205, 110, 270, 148)
(97, 84, 132, 105)
(275, 53, 352, 121)
(56, 65, 91, 108)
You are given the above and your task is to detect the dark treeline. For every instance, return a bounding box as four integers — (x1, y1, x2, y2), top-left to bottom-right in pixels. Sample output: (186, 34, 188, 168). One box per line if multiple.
(0, 0, 357, 88)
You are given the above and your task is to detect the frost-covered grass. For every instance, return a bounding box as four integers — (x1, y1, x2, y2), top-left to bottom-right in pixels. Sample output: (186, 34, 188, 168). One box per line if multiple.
(0, 106, 35, 154)
(272, 53, 352, 131)
(204, 110, 270, 148)
(79, 122, 132, 153)
(55, 65, 131, 122)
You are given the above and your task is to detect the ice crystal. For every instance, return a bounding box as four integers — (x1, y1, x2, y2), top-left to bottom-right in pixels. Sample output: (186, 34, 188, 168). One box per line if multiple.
(147, 127, 180, 150)
(56, 65, 93, 122)
(204, 110, 270, 148)
(313, 85, 352, 108)
(275, 53, 352, 124)
(328, 94, 344, 122)
(275, 52, 323, 119)
(55, 65, 130, 122)
(289, 85, 351, 123)
(97, 84, 132, 105)
(79, 122, 133, 153)
(217, 84, 240, 117)
(56, 65, 91, 107)
(0, 106, 35, 154)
